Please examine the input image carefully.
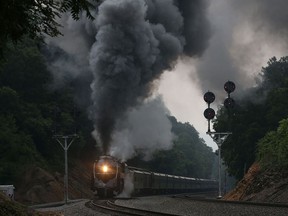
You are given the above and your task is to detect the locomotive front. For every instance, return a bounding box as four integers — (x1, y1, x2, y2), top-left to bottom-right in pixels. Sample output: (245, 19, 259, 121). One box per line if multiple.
(91, 155, 125, 197)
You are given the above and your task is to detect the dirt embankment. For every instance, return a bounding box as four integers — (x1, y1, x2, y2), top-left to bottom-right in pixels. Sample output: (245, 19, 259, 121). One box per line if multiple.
(224, 162, 288, 204)
(14, 160, 94, 205)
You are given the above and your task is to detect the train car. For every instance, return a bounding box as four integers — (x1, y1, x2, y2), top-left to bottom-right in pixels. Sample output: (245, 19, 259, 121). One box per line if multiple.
(91, 155, 218, 198)
(130, 168, 218, 196)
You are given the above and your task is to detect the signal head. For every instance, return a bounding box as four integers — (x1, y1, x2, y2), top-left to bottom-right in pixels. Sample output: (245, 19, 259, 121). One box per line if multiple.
(204, 108, 215, 120)
(224, 97, 235, 109)
(204, 91, 215, 104)
(224, 81, 236, 94)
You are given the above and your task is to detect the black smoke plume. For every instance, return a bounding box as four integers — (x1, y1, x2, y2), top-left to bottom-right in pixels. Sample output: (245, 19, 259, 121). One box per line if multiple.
(46, 0, 211, 154)
(89, 0, 210, 153)
(175, 0, 211, 56)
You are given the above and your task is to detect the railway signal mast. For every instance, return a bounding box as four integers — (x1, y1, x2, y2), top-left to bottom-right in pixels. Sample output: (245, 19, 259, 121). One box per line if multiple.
(203, 81, 235, 199)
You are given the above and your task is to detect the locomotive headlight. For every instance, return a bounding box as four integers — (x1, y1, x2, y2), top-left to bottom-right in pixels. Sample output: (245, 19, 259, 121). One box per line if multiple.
(102, 165, 109, 173)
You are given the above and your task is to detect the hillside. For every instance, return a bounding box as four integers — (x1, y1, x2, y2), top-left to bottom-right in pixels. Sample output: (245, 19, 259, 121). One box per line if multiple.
(0, 190, 62, 216)
(224, 163, 288, 204)
(15, 160, 93, 205)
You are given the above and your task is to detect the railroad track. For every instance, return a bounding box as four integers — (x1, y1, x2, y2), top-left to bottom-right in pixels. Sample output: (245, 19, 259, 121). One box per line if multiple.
(87, 199, 181, 216)
(170, 191, 218, 199)
(172, 193, 288, 208)
(85, 194, 288, 216)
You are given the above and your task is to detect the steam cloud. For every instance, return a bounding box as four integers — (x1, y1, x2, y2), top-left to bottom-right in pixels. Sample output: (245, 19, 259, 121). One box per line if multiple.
(194, 0, 288, 99)
(88, 0, 210, 153)
(45, 0, 211, 156)
(117, 168, 134, 198)
(109, 97, 174, 161)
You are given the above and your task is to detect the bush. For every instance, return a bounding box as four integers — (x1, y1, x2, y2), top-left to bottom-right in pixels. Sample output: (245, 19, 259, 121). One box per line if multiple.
(257, 118, 288, 169)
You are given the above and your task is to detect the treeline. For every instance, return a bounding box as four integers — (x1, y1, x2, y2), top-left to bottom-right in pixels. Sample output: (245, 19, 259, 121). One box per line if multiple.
(0, 38, 96, 184)
(128, 116, 215, 179)
(0, 38, 216, 185)
(214, 56, 288, 179)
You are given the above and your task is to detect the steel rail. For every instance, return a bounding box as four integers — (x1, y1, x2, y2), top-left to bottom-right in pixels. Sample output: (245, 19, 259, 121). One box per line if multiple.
(89, 199, 181, 216)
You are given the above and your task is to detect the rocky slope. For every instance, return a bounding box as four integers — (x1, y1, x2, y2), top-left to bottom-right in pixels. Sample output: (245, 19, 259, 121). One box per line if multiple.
(15, 160, 94, 205)
(224, 162, 288, 204)
(0, 191, 62, 216)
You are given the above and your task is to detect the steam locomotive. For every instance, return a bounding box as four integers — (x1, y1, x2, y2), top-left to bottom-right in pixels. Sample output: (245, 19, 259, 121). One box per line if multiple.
(91, 155, 218, 198)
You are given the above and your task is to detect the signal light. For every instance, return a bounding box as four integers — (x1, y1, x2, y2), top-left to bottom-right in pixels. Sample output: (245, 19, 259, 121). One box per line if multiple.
(224, 81, 235, 94)
(224, 98, 235, 109)
(204, 108, 215, 120)
(204, 91, 215, 104)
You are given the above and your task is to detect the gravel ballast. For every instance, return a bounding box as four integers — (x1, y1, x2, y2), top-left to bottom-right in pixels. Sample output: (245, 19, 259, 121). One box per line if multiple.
(36, 196, 288, 216)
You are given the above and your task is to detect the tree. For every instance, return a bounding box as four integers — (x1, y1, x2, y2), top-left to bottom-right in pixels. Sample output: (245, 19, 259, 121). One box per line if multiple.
(261, 56, 288, 90)
(0, 37, 52, 102)
(257, 118, 288, 169)
(214, 56, 288, 179)
(0, 115, 45, 183)
(0, 87, 21, 115)
(0, 0, 100, 54)
(0, 36, 95, 182)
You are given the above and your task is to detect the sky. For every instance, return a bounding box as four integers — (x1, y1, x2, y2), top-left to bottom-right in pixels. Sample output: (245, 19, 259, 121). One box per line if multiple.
(46, 0, 288, 157)
(157, 0, 288, 151)
(157, 60, 218, 150)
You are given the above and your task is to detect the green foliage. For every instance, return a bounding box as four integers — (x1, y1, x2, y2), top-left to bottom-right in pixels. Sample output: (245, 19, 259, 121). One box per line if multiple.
(0, 37, 95, 184)
(265, 88, 288, 128)
(0, 0, 60, 53)
(261, 56, 288, 90)
(0, 200, 28, 216)
(0, 38, 52, 102)
(129, 117, 216, 179)
(214, 56, 288, 179)
(0, 0, 100, 55)
(0, 192, 40, 216)
(0, 115, 45, 183)
(61, 0, 97, 20)
(257, 118, 288, 169)
(0, 87, 21, 115)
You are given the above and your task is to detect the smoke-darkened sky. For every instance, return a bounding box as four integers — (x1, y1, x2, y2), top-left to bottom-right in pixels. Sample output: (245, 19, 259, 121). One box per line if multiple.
(158, 0, 288, 150)
(194, 0, 288, 97)
(45, 0, 288, 154)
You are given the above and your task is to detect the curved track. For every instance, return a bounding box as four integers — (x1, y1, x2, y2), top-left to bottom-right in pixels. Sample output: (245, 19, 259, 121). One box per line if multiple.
(172, 193, 288, 208)
(86, 193, 288, 216)
(87, 199, 180, 216)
